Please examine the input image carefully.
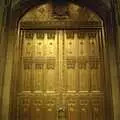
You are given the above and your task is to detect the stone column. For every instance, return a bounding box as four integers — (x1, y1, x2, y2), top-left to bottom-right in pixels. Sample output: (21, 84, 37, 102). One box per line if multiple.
(0, 0, 17, 120)
(108, 33, 120, 120)
(0, 0, 10, 118)
(1, 29, 17, 120)
(115, 0, 120, 87)
(0, 3, 4, 116)
(112, 1, 120, 118)
(105, 10, 120, 120)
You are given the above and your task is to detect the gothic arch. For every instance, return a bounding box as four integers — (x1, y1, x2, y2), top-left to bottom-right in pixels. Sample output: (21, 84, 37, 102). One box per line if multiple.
(11, 0, 111, 27)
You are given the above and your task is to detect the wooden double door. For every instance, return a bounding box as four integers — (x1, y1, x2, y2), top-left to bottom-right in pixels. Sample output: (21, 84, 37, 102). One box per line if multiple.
(13, 29, 105, 120)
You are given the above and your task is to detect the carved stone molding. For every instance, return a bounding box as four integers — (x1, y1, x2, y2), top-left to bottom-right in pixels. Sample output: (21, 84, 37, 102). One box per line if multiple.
(20, 21, 102, 29)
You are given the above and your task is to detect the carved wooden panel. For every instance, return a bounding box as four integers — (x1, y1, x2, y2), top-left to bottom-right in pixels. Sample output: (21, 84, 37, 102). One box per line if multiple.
(17, 95, 31, 120)
(44, 31, 57, 57)
(33, 63, 44, 91)
(21, 30, 58, 92)
(78, 67, 89, 91)
(22, 62, 33, 91)
(45, 58, 57, 92)
(64, 57, 77, 91)
(31, 95, 43, 120)
(89, 57, 101, 91)
(15, 29, 105, 120)
(44, 95, 56, 120)
(78, 32, 88, 56)
(67, 96, 78, 120)
(79, 97, 90, 120)
(23, 31, 34, 57)
(20, 30, 104, 93)
(65, 31, 76, 56)
(64, 31, 77, 92)
(91, 96, 105, 120)
(35, 32, 44, 57)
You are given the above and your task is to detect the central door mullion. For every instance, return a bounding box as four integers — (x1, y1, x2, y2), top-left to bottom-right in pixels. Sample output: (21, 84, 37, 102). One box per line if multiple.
(58, 30, 63, 93)
(57, 30, 64, 106)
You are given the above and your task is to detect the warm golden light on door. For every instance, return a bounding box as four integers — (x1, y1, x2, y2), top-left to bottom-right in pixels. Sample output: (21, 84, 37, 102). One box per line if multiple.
(13, 30, 105, 120)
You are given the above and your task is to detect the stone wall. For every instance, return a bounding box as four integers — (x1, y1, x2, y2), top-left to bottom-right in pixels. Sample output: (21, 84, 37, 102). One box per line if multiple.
(0, 0, 12, 118)
(0, 0, 5, 117)
(114, 0, 120, 86)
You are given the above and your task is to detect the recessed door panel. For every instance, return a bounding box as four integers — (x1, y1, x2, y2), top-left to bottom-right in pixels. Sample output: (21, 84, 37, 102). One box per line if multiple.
(79, 99, 90, 120)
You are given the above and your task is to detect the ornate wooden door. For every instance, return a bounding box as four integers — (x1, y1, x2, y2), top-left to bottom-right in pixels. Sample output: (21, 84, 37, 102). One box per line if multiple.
(14, 29, 105, 120)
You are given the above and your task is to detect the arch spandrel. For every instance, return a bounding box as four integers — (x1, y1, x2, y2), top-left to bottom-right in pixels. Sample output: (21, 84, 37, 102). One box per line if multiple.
(19, 2, 103, 29)
(11, 0, 111, 26)
(20, 3, 101, 22)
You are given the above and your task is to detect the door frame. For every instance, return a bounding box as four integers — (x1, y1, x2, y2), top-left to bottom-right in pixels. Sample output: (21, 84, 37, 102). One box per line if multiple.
(11, 28, 110, 120)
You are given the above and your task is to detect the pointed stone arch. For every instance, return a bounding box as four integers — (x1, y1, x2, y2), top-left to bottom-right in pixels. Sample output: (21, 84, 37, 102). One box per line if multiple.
(11, 0, 110, 27)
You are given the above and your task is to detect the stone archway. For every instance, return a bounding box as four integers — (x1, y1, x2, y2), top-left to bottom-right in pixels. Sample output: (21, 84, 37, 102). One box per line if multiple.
(1, 0, 120, 120)
(11, 0, 110, 24)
